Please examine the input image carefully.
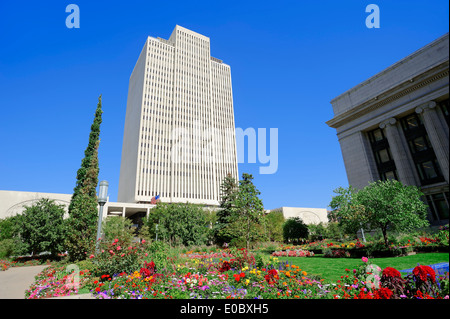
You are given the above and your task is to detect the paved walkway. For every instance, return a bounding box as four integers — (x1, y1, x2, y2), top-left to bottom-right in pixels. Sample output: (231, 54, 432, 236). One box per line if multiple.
(0, 265, 48, 299)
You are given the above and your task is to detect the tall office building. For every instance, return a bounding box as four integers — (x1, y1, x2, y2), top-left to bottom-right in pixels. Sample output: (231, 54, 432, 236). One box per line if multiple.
(118, 25, 239, 206)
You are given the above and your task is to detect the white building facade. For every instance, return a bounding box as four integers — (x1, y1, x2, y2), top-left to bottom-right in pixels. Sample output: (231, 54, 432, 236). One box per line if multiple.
(327, 33, 449, 225)
(118, 25, 239, 206)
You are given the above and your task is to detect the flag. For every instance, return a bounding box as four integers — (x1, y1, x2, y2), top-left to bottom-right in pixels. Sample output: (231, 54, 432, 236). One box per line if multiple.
(151, 195, 160, 204)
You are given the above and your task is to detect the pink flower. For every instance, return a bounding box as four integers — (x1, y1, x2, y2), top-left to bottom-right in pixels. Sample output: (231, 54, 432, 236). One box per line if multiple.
(142, 239, 146, 244)
(145, 253, 148, 257)
(116, 246, 121, 251)
(362, 257, 368, 263)
(121, 253, 125, 257)
(114, 238, 119, 243)
(89, 254, 94, 259)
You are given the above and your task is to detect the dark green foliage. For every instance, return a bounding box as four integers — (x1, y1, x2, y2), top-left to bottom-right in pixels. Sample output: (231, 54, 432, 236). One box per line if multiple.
(283, 217, 309, 243)
(213, 173, 238, 245)
(16, 198, 66, 257)
(146, 203, 209, 247)
(65, 194, 98, 261)
(66, 95, 103, 261)
(230, 173, 265, 249)
(213, 173, 265, 248)
(69, 96, 103, 202)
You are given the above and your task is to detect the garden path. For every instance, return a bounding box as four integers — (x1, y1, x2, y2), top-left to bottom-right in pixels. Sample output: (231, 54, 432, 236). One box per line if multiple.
(0, 265, 48, 299)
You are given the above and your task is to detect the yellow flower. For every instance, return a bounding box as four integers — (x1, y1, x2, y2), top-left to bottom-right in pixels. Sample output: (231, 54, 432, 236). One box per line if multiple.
(245, 279, 250, 285)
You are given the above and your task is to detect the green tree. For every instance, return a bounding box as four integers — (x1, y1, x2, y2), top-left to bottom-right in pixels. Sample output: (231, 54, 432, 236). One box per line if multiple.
(17, 199, 66, 257)
(282, 217, 308, 243)
(307, 222, 327, 241)
(264, 211, 284, 242)
(213, 173, 239, 245)
(146, 203, 209, 246)
(231, 173, 265, 249)
(66, 95, 103, 261)
(330, 180, 429, 247)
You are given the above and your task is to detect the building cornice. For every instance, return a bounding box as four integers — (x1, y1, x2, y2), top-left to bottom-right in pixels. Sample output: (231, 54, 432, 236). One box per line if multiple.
(326, 62, 449, 129)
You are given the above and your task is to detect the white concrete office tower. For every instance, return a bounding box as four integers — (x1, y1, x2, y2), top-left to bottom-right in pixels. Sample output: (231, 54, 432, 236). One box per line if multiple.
(118, 25, 239, 206)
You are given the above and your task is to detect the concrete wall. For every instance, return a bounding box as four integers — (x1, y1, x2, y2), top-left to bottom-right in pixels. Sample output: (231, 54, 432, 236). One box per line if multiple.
(0, 190, 72, 219)
(269, 207, 329, 225)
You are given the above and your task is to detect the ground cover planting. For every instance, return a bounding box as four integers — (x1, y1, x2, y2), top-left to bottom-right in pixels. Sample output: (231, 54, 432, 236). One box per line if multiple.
(20, 239, 449, 300)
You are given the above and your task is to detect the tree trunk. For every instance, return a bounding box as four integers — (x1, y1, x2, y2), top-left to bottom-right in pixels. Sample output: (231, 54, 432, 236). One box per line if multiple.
(382, 226, 389, 247)
(246, 218, 250, 250)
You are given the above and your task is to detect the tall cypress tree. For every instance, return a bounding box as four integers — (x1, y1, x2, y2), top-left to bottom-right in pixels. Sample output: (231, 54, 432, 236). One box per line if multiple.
(65, 95, 103, 261)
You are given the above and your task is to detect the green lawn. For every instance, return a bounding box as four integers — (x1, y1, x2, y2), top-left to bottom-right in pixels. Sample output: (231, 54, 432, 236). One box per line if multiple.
(280, 253, 449, 283)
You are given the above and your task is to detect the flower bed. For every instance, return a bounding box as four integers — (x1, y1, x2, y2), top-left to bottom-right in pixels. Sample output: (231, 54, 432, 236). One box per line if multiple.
(271, 250, 314, 257)
(85, 254, 449, 299)
(24, 237, 450, 299)
(25, 265, 91, 299)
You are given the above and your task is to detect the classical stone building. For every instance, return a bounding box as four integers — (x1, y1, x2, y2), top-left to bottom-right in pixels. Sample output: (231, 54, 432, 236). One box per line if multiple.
(327, 33, 449, 225)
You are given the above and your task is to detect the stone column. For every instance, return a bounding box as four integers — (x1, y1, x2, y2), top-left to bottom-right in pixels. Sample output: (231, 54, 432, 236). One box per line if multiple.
(379, 118, 420, 186)
(416, 101, 449, 183)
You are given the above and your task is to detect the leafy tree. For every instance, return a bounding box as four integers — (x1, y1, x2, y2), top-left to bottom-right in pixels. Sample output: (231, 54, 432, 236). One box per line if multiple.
(213, 173, 238, 245)
(66, 95, 103, 261)
(330, 180, 429, 247)
(282, 217, 308, 243)
(231, 173, 265, 249)
(146, 203, 209, 246)
(0, 215, 21, 240)
(307, 222, 327, 241)
(17, 199, 66, 257)
(264, 211, 284, 242)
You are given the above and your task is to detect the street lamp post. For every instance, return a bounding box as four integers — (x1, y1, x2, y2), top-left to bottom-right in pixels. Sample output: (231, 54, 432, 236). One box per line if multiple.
(96, 180, 109, 252)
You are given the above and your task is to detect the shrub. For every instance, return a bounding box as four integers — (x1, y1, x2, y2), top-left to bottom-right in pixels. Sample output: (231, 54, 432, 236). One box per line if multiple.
(282, 217, 308, 243)
(102, 216, 135, 246)
(323, 248, 350, 258)
(0, 239, 17, 259)
(90, 238, 148, 277)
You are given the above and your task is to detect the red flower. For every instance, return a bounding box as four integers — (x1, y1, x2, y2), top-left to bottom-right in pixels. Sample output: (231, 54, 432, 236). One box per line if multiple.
(374, 287, 393, 299)
(382, 267, 402, 278)
(218, 261, 231, 273)
(264, 269, 279, 285)
(413, 265, 436, 283)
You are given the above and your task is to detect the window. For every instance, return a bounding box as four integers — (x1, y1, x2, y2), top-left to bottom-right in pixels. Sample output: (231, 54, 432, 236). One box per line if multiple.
(426, 192, 449, 221)
(368, 128, 398, 181)
(400, 113, 444, 186)
(438, 99, 449, 127)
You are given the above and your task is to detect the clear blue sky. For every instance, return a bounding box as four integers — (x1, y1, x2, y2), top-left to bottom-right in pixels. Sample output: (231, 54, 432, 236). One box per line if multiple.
(0, 1, 448, 210)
